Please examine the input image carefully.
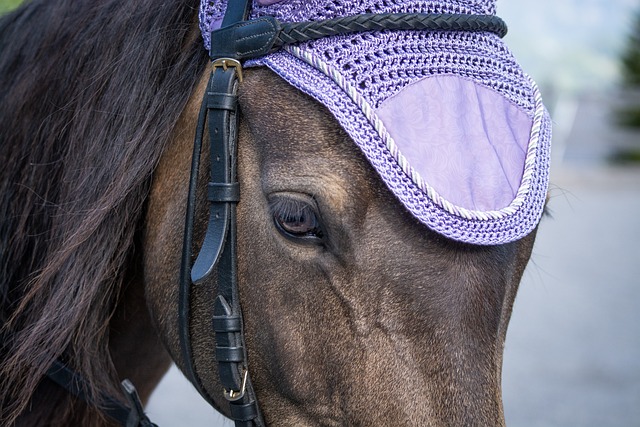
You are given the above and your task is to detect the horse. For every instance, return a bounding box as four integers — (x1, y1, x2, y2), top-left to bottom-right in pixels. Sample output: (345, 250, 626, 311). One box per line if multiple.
(0, 0, 546, 425)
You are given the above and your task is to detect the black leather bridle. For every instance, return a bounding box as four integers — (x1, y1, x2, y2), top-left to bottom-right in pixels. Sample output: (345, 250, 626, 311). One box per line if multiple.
(42, 2, 508, 426)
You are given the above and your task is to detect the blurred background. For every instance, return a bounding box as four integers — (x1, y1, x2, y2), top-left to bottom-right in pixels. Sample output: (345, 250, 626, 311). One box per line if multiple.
(499, 1, 640, 426)
(2, 0, 638, 425)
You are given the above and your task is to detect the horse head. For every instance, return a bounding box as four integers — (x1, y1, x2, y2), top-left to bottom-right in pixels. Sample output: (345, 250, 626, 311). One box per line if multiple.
(145, 67, 539, 425)
(0, 0, 549, 425)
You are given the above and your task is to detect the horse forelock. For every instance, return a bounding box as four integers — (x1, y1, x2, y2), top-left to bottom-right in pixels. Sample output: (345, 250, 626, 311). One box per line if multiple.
(0, 0, 208, 423)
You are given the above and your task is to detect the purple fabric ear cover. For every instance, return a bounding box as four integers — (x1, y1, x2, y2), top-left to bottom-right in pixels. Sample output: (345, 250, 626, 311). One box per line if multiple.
(199, 0, 551, 245)
(376, 75, 532, 212)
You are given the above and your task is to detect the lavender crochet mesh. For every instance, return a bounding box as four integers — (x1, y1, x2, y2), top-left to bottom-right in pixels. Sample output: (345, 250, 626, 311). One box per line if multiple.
(199, 0, 552, 245)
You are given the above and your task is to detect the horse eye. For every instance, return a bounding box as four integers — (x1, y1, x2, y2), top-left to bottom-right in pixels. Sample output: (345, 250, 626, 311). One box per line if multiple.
(269, 196, 324, 241)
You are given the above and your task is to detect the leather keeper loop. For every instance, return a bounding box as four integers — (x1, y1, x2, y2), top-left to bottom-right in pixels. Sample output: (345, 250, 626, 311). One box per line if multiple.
(229, 400, 259, 422)
(213, 315, 242, 332)
(207, 92, 238, 111)
(208, 182, 240, 202)
(216, 346, 245, 362)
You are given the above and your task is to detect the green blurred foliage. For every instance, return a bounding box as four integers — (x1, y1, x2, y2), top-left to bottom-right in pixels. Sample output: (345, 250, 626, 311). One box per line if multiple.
(0, 0, 23, 14)
(619, 8, 640, 128)
(621, 10, 640, 87)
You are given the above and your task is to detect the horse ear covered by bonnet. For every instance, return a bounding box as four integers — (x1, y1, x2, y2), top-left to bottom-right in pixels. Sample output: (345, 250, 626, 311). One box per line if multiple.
(200, 0, 551, 244)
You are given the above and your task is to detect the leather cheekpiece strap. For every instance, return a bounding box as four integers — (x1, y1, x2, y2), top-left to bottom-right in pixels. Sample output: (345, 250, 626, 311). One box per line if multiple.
(179, 60, 264, 427)
(179, 0, 265, 424)
(190, 68, 238, 284)
(207, 66, 265, 427)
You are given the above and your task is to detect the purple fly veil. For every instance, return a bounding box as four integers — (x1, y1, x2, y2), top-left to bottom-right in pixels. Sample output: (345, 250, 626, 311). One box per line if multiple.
(199, 0, 551, 245)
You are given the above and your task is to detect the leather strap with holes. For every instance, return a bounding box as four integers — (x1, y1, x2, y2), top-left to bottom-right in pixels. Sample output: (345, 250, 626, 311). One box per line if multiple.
(178, 0, 264, 425)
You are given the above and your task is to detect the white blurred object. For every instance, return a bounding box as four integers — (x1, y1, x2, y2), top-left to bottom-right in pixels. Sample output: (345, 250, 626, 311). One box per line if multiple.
(146, 365, 233, 427)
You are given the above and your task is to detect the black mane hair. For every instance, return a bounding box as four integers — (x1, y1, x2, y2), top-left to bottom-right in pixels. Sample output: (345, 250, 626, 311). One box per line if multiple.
(0, 0, 208, 423)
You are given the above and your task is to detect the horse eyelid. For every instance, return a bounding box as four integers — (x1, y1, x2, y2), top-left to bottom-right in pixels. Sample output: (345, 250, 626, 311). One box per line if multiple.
(267, 195, 325, 242)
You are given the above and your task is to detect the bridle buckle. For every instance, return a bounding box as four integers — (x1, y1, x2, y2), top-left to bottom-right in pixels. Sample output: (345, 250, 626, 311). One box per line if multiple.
(212, 58, 244, 82)
(223, 369, 248, 401)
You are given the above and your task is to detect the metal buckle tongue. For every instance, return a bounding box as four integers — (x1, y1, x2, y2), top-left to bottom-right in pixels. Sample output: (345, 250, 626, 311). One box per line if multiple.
(223, 369, 248, 402)
(212, 58, 243, 82)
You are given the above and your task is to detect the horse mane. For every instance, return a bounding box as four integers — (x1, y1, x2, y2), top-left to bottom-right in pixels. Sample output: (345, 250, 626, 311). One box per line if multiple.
(0, 0, 208, 422)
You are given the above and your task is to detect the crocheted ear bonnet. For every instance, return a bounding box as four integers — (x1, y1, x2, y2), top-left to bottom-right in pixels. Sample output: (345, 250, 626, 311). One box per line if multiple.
(199, 0, 551, 245)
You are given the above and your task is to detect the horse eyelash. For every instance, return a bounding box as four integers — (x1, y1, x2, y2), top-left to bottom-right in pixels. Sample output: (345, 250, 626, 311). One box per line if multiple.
(268, 197, 317, 219)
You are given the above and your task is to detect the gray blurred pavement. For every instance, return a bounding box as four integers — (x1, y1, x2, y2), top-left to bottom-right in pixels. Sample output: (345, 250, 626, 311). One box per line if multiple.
(502, 165, 640, 427)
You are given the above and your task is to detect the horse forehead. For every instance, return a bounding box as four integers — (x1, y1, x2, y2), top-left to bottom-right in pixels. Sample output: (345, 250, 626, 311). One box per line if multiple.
(240, 68, 372, 200)
(239, 68, 345, 145)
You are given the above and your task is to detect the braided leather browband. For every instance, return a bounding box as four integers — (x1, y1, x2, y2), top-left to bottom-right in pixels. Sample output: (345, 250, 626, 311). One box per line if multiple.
(209, 12, 507, 62)
(276, 12, 507, 43)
